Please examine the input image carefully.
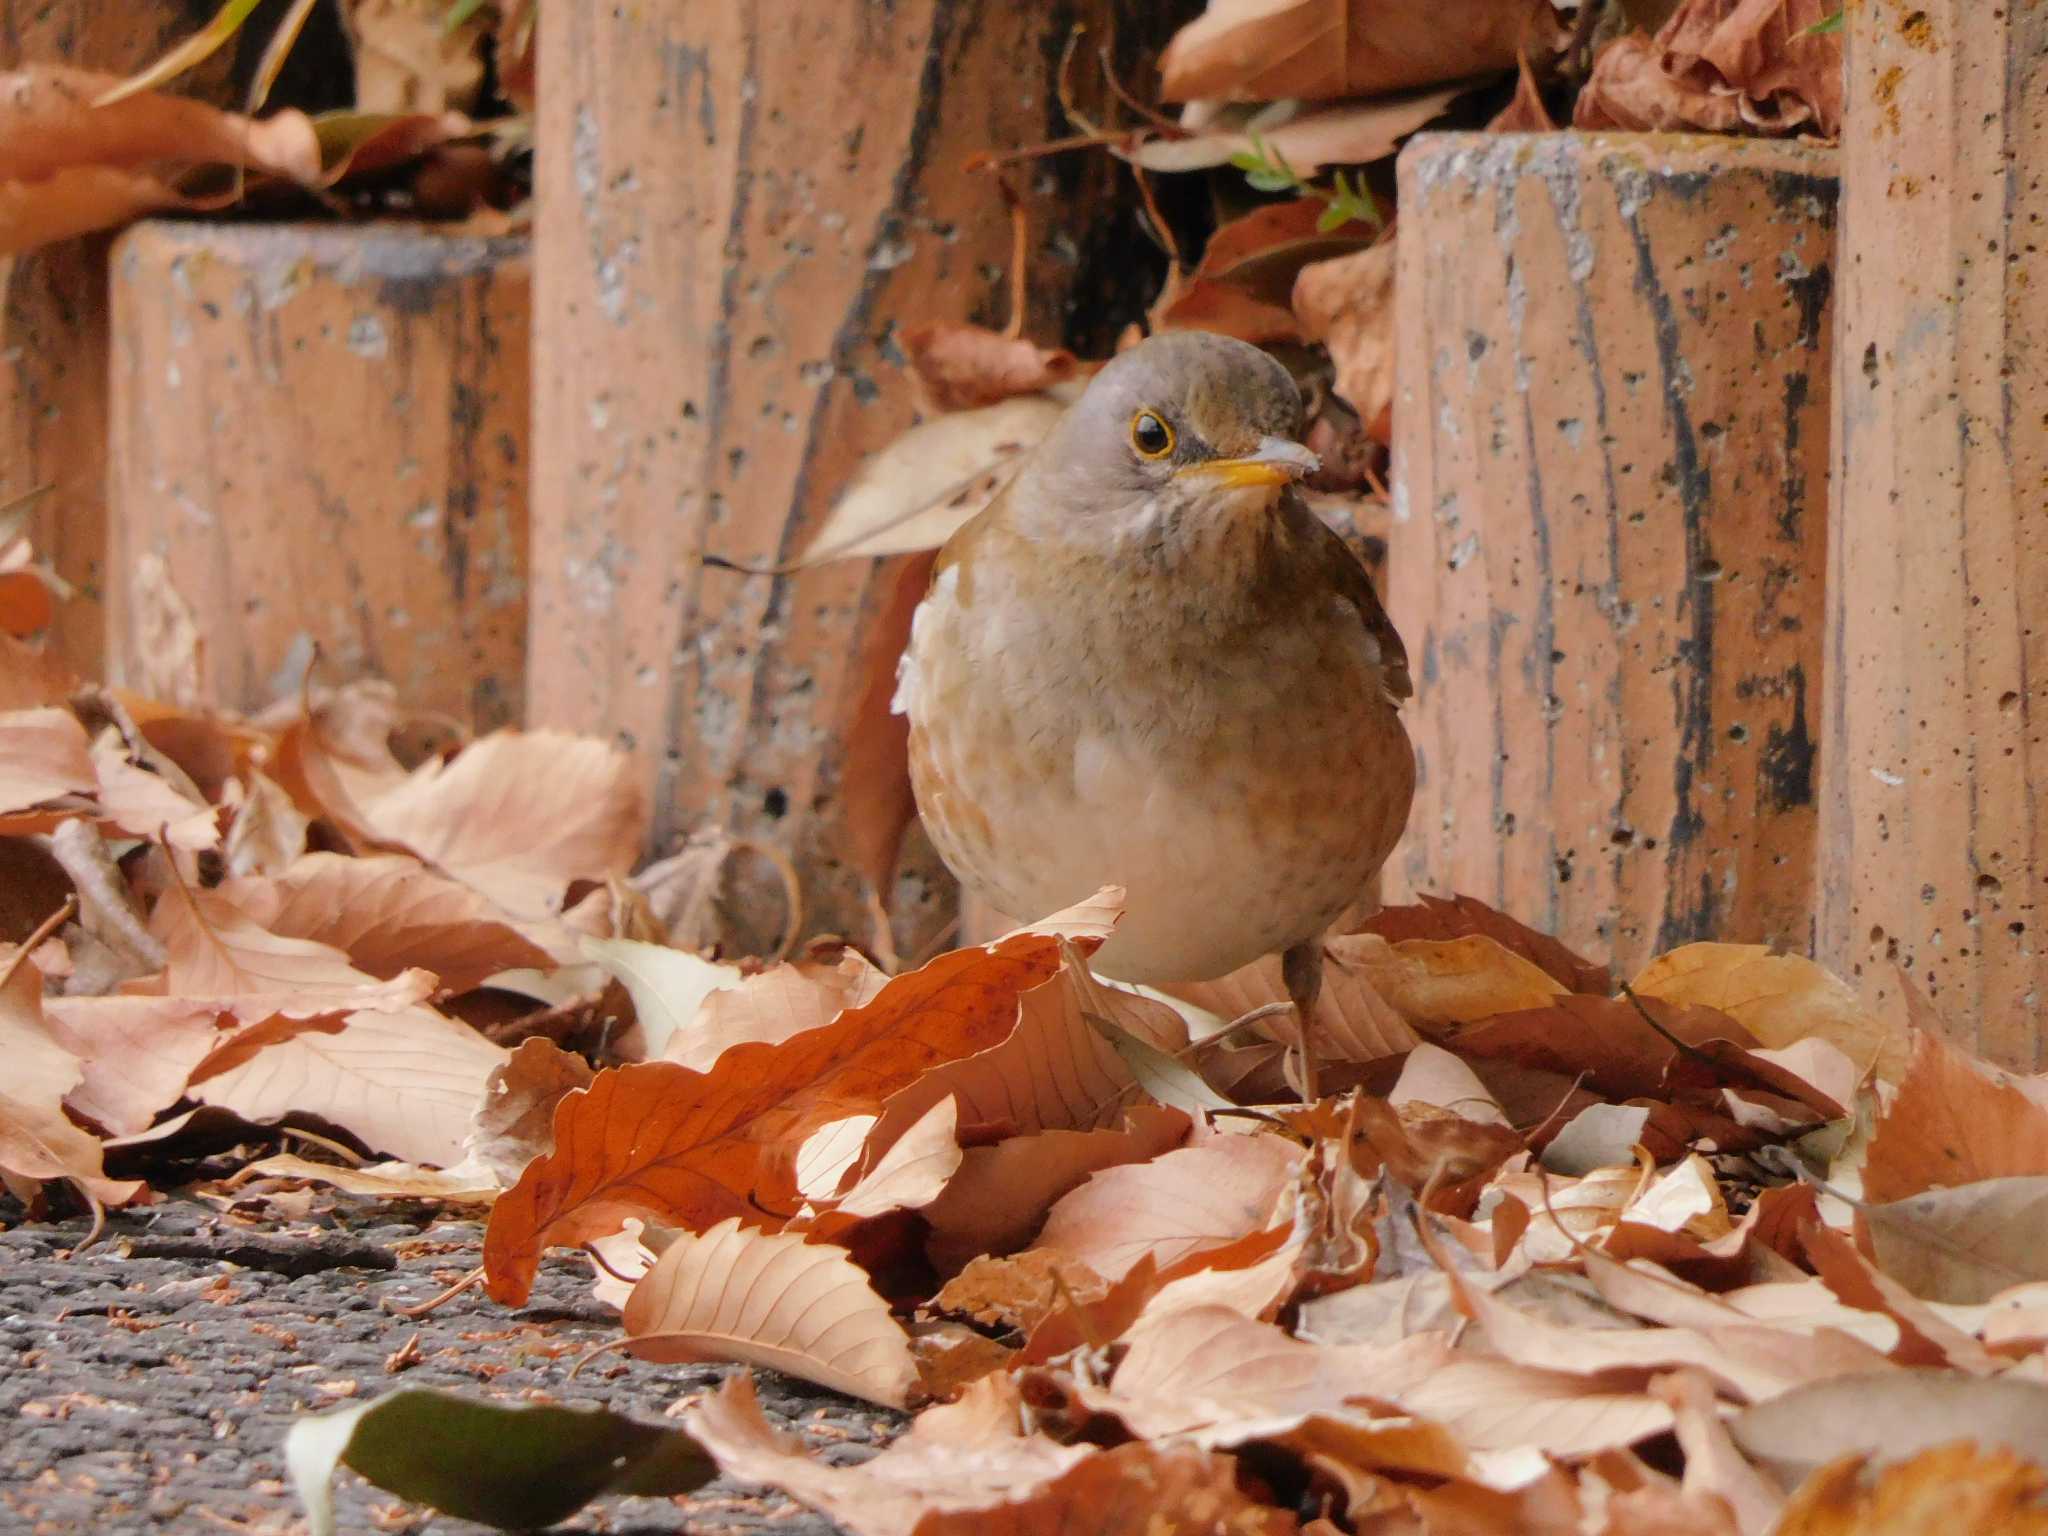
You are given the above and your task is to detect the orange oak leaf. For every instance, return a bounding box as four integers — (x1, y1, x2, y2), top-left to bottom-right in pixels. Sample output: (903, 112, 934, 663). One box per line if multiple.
(481, 898, 1120, 1303)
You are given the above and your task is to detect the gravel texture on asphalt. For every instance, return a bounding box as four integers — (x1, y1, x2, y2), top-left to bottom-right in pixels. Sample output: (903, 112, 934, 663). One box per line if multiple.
(1, 1193, 896, 1534)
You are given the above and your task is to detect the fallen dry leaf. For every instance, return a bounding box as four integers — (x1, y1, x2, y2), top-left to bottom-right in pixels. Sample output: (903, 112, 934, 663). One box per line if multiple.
(622, 1217, 918, 1408)
(794, 395, 1067, 568)
(668, 950, 890, 1074)
(1152, 196, 1376, 346)
(0, 932, 143, 1205)
(1133, 85, 1469, 176)
(187, 1003, 506, 1167)
(922, 1106, 1193, 1270)
(1862, 1029, 2048, 1201)
(244, 1151, 498, 1202)
(482, 897, 1122, 1302)
(41, 994, 228, 1136)
(223, 853, 555, 996)
(1575, 0, 1842, 137)
(352, 730, 643, 920)
(686, 1372, 1090, 1536)
(1157, 0, 1555, 103)
(1293, 241, 1397, 440)
(1632, 944, 1905, 1083)
(150, 881, 438, 1023)
(901, 323, 1083, 414)
(1034, 1131, 1302, 1283)
(1857, 1177, 2048, 1307)
(1729, 1372, 2048, 1488)
(1169, 941, 1420, 1065)
(467, 1036, 597, 1188)
(344, 0, 489, 114)
(817, 1098, 962, 1222)
(1775, 1443, 2048, 1536)
(0, 705, 95, 822)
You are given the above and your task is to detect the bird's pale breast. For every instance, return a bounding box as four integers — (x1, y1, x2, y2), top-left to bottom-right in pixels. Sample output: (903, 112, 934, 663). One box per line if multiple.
(898, 532, 1415, 984)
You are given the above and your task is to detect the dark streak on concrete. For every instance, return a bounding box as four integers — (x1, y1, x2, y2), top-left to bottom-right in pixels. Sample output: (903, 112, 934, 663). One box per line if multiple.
(1778, 370, 1810, 543)
(1759, 662, 1816, 812)
(1609, 168, 1717, 950)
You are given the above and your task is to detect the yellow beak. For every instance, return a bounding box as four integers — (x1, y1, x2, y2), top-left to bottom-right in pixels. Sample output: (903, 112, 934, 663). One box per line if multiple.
(1175, 435, 1322, 490)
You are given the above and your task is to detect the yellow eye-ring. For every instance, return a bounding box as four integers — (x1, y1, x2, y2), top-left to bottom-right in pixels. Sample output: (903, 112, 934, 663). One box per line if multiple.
(1130, 409, 1175, 459)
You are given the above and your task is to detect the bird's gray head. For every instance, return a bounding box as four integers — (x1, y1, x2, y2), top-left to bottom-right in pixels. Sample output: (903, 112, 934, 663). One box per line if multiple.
(1015, 331, 1318, 542)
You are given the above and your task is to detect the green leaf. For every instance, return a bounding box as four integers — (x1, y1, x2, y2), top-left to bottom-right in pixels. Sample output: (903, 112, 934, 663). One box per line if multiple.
(1802, 10, 1844, 34)
(445, 0, 492, 34)
(1243, 167, 1297, 192)
(1227, 149, 1268, 174)
(287, 1389, 717, 1536)
(580, 934, 742, 1059)
(93, 0, 268, 107)
(1315, 199, 1349, 234)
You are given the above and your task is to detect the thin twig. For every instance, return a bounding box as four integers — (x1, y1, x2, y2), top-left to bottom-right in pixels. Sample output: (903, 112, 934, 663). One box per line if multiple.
(386, 1265, 484, 1318)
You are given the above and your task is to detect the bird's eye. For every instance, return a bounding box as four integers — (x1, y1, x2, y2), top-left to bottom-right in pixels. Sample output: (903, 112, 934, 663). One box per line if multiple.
(1130, 409, 1175, 459)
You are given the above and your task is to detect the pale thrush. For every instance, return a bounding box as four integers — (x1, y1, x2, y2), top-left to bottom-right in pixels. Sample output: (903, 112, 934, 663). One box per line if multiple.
(895, 331, 1416, 1029)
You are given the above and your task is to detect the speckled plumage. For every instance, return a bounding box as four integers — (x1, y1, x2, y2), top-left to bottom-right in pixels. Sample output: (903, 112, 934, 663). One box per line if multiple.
(896, 331, 1416, 985)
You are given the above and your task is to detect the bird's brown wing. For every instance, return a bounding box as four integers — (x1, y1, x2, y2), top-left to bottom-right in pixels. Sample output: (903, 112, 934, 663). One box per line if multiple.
(1310, 513, 1414, 704)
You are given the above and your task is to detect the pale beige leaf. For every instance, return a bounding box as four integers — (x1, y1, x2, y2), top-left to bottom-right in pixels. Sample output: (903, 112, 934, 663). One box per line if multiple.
(794, 1115, 878, 1203)
(1102, 1305, 1445, 1435)
(1389, 1040, 1509, 1125)
(0, 941, 140, 1202)
(1632, 944, 1906, 1083)
(922, 1106, 1192, 1269)
(1393, 1357, 1680, 1458)
(223, 770, 311, 878)
(1035, 1132, 1302, 1282)
(686, 1373, 1089, 1535)
(1168, 941, 1419, 1064)
(151, 883, 436, 1020)
(90, 741, 219, 850)
(244, 1151, 497, 1201)
(831, 1097, 961, 1220)
(359, 730, 644, 919)
(1449, 1264, 1895, 1403)
(1729, 1372, 2048, 1487)
(1131, 1226, 1305, 1329)
(0, 706, 94, 814)
(222, 852, 554, 995)
(42, 994, 228, 1135)
(622, 1218, 918, 1408)
(1543, 1103, 1654, 1175)
(671, 951, 889, 1074)
(1657, 1368, 1787, 1536)
(188, 1004, 506, 1166)
(798, 396, 1065, 567)
(1863, 1176, 2048, 1306)
(1132, 86, 1468, 174)
(583, 935, 742, 1060)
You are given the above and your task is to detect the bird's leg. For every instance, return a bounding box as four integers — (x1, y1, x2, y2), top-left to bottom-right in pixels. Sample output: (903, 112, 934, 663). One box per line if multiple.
(1281, 938, 1325, 1104)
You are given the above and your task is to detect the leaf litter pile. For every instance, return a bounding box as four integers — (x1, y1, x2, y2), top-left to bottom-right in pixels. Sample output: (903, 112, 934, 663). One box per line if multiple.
(7, 518, 2048, 1536)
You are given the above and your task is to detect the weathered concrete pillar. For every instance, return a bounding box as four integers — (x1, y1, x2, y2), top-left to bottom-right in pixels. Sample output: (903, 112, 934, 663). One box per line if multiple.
(2, 1, 232, 672)
(1389, 133, 1837, 977)
(522, 3, 1134, 951)
(107, 223, 530, 727)
(1820, 3, 2048, 1067)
